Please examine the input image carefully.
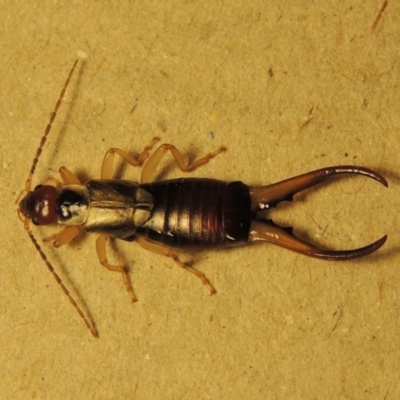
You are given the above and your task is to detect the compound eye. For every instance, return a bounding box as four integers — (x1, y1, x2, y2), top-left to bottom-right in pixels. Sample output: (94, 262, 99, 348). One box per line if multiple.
(20, 185, 59, 225)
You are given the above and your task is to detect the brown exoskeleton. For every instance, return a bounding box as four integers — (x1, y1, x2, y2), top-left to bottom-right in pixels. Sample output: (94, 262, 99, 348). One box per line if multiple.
(18, 60, 388, 337)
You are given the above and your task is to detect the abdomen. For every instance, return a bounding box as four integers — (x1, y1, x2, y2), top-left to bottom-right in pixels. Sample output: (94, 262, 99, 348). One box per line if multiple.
(136, 178, 251, 248)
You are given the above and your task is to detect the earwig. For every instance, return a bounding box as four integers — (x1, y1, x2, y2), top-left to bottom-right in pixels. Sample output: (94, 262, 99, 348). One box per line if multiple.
(18, 59, 388, 337)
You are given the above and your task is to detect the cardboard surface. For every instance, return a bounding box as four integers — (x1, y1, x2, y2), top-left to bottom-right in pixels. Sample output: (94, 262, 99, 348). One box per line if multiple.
(1, 1, 399, 399)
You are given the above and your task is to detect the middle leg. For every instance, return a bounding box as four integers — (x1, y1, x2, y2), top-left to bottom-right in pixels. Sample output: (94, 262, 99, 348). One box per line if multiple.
(96, 234, 137, 302)
(140, 143, 226, 183)
(101, 136, 160, 179)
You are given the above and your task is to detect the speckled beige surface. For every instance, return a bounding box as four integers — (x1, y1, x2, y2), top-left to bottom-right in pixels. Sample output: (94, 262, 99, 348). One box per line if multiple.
(1, 1, 399, 399)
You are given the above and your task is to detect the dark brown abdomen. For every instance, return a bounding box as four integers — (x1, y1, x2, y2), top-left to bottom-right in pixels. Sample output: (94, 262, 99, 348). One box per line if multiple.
(137, 178, 251, 248)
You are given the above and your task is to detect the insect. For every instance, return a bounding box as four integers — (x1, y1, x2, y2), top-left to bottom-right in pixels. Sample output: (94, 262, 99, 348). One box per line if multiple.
(17, 59, 388, 337)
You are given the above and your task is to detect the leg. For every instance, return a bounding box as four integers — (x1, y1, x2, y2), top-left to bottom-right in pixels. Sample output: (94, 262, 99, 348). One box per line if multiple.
(96, 234, 137, 302)
(101, 136, 160, 179)
(136, 237, 216, 294)
(140, 143, 226, 183)
(45, 166, 81, 188)
(59, 166, 81, 185)
(43, 225, 81, 247)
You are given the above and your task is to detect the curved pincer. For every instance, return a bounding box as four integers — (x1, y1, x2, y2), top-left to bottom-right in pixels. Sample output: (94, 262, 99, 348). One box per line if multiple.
(248, 166, 388, 260)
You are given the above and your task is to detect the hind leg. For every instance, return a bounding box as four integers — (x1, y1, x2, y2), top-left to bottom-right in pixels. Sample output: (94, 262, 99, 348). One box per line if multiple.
(136, 237, 216, 294)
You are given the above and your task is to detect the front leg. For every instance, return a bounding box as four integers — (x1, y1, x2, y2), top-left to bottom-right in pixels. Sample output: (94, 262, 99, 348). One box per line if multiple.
(46, 166, 82, 187)
(43, 225, 82, 247)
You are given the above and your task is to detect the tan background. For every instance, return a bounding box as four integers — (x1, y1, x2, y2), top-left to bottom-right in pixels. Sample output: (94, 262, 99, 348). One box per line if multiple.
(1, 1, 399, 399)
